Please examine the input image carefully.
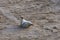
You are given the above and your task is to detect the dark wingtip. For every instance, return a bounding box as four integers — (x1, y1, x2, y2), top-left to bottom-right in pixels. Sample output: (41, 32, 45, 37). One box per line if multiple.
(31, 23, 33, 26)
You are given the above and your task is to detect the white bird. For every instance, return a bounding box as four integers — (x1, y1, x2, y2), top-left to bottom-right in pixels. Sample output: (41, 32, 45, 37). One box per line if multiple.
(20, 16, 33, 28)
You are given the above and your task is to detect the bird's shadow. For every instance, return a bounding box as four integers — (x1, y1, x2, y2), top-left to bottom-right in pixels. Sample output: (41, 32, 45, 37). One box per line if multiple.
(18, 25, 29, 29)
(2, 25, 27, 33)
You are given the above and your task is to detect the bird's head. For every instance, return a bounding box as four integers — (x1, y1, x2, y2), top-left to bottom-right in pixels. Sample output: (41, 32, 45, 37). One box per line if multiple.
(20, 16, 23, 19)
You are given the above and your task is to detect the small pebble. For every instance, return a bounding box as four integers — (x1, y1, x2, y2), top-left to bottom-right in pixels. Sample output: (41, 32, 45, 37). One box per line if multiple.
(50, 30, 53, 32)
(45, 28, 50, 30)
(53, 26, 57, 29)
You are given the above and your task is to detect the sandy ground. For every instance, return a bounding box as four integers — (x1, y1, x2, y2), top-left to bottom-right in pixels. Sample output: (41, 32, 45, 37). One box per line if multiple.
(0, 0, 60, 40)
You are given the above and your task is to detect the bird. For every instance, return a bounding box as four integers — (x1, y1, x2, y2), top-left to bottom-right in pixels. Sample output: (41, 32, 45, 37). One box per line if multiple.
(20, 16, 33, 28)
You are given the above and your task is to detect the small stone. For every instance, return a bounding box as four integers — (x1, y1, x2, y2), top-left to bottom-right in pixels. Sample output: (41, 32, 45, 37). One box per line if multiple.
(45, 28, 50, 30)
(50, 30, 53, 32)
(53, 29, 58, 33)
(53, 26, 57, 29)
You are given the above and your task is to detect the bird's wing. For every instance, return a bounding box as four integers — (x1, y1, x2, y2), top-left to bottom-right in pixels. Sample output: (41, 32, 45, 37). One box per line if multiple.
(22, 19, 27, 24)
(22, 19, 33, 24)
(27, 21, 33, 24)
